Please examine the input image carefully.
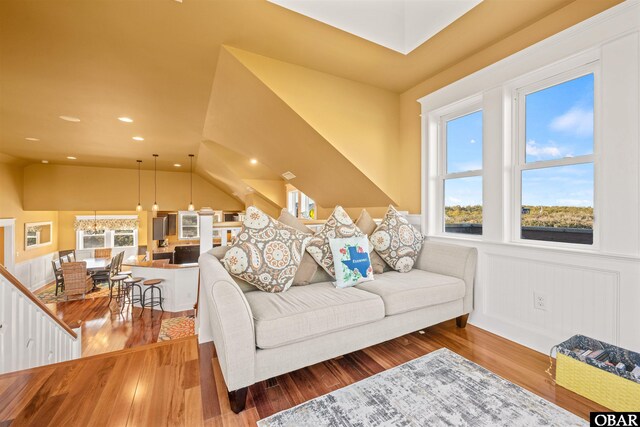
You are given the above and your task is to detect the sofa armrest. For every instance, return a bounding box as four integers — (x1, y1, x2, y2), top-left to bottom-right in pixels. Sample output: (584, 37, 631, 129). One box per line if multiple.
(414, 241, 477, 314)
(198, 253, 256, 391)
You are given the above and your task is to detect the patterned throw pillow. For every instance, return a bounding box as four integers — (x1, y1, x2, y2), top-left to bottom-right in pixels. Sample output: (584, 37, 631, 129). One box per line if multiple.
(355, 209, 391, 274)
(222, 206, 312, 293)
(306, 206, 363, 277)
(371, 205, 424, 273)
(329, 236, 374, 288)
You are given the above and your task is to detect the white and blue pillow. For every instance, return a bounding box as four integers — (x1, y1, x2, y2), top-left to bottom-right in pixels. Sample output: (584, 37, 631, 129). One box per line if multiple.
(329, 236, 374, 288)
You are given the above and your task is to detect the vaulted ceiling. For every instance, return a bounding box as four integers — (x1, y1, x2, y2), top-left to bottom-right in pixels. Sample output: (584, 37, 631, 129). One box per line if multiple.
(0, 0, 621, 211)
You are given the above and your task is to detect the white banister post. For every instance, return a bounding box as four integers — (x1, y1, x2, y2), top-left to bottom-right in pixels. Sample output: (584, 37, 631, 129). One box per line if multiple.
(199, 208, 214, 254)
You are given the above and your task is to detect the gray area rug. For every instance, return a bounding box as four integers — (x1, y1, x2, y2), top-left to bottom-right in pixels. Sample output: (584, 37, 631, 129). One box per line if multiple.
(257, 348, 586, 427)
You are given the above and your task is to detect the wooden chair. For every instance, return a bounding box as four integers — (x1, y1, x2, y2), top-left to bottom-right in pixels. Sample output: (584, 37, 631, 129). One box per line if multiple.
(60, 255, 69, 264)
(51, 259, 64, 296)
(67, 252, 76, 262)
(151, 259, 170, 267)
(94, 248, 112, 259)
(61, 262, 93, 298)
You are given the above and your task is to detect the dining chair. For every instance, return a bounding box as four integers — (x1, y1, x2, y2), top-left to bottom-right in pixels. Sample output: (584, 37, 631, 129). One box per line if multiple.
(61, 262, 93, 299)
(95, 248, 112, 259)
(67, 251, 76, 262)
(60, 255, 69, 264)
(51, 259, 64, 296)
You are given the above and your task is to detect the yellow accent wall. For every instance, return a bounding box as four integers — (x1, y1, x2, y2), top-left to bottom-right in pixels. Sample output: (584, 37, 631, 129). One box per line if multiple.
(0, 163, 59, 263)
(57, 211, 149, 252)
(228, 47, 400, 207)
(23, 164, 243, 212)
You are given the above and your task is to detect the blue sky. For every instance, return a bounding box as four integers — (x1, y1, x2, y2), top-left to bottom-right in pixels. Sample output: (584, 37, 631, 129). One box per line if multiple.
(445, 74, 594, 208)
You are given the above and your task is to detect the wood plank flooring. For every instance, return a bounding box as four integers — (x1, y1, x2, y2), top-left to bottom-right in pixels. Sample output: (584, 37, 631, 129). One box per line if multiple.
(42, 290, 194, 357)
(0, 319, 607, 426)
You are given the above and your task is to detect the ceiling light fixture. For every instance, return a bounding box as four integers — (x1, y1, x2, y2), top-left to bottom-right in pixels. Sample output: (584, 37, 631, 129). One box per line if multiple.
(250, 158, 258, 165)
(118, 117, 133, 123)
(152, 154, 159, 212)
(188, 154, 195, 211)
(25, 137, 40, 141)
(59, 115, 80, 122)
(136, 160, 143, 212)
(41, 160, 49, 164)
(174, 163, 181, 167)
(132, 136, 144, 141)
(67, 156, 77, 160)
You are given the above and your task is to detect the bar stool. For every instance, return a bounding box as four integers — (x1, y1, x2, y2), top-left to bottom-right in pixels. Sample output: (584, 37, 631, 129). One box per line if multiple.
(109, 274, 129, 306)
(140, 278, 164, 315)
(123, 276, 144, 313)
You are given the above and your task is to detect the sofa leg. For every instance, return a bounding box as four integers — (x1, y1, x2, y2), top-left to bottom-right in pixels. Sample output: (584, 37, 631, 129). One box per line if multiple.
(456, 314, 469, 328)
(228, 387, 248, 414)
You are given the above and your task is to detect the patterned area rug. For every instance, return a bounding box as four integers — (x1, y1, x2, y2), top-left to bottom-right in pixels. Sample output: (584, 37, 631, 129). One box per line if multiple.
(258, 348, 586, 427)
(35, 282, 111, 303)
(158, 316, 195, 342)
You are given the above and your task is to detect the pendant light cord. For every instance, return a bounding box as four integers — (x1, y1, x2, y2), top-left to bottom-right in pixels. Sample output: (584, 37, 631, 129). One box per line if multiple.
(189, 154, 194, 204)
(153, 154, 158, 204)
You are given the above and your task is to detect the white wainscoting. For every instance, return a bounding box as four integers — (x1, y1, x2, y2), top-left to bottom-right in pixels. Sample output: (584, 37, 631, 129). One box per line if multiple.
(14, 251, 58, 291)
(429, 237, 640, 354)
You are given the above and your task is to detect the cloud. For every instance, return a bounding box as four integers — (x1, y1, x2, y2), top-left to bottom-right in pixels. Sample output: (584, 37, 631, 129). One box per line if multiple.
(446, 196, 462, 205)
(470, 139, 476, 144)
(550, 107, 593, 137)
(526, 140, 561, 159)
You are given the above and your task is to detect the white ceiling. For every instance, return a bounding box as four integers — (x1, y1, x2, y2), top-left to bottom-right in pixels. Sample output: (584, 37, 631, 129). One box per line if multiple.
(267, 0, 483, 55)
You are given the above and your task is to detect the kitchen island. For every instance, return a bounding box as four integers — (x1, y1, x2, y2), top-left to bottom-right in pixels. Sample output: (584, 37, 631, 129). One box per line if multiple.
(123, 258, 198, 313)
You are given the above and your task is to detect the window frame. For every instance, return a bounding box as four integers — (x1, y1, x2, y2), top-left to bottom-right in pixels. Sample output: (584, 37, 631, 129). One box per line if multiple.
(436, 99, 484, 238)
(512, 63, 600, 249)
(75, 215, 138, 250)
(178, 211, 200, 240)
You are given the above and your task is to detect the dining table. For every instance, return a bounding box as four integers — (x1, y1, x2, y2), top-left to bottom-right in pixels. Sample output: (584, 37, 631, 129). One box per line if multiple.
(83, 257, 112, 291)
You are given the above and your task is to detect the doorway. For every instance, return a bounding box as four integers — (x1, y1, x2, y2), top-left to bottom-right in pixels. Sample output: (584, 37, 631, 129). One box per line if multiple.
(0, 219, 16, 273)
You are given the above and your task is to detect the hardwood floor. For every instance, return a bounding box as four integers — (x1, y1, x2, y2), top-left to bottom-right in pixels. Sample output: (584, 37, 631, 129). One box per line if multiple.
(42, 290, 194, 357)
(0, 319, 607, 426)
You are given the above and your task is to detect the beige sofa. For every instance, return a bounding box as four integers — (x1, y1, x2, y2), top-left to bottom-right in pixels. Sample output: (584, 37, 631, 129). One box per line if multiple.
(198, 241, 477, 413)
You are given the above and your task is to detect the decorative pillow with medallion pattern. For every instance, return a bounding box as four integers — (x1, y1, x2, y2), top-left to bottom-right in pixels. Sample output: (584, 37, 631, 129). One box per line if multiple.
(306, 206, 363, 277)
(370, 205, 424, 273)
(222, 206, 312, 293)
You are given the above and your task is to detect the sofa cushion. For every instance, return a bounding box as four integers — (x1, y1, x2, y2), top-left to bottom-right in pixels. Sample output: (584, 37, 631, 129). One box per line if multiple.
(306, 206, 363, 277)
(355, 209, 390, 274)
(222, 206, 312, 293)
(245, 282, 385, 349)
(277, 209, 318, 286)
(371, 205, 424, 273)
(355, 269, 465, 316)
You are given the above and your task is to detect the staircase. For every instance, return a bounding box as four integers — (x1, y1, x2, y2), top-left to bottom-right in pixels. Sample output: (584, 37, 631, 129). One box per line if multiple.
(0, 264, 81, 374)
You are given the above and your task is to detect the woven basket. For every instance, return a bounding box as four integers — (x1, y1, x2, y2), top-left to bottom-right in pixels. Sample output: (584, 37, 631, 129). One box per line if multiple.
(555, 335, 640, 411)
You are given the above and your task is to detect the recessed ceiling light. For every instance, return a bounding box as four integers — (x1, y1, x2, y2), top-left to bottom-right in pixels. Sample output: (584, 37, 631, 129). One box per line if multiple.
(59, 115, 81, 122)
(174, 163, 182, 167)
(118, 117, 133, 123)
(25, 137, 40, 141)
(132, 136, 144, 141)
(67, 156, 77, 160)
(250, 158, 258, 165)
(41, 160, 49, 164)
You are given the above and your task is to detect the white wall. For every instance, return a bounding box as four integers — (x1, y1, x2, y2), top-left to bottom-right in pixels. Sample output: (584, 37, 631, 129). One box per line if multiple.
(420, 1, 640, 354)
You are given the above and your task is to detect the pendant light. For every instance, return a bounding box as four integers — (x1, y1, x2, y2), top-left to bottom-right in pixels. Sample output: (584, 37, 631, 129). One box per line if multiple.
(136, 160, 143, 212)
(152, 154, 159, 212)
(188, 154, 195, 211)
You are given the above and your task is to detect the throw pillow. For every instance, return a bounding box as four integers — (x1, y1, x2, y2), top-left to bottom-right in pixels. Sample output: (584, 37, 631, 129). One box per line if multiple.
(355, 209, 391, 274)
(277, 209, 318, 286)
(371, 205, 424, 273)
(306, 206, 363, 277)
(222, 206, 311, 293)
(329, 236, 374, 288)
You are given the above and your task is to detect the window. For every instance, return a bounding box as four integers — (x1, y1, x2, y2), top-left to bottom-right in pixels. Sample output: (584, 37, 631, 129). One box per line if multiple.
(516, 71, 595, 245)
(441, 108, 483, 235)
(81, 229, 107, 249)
(114, 229, 135, 247)
(287, 188, 316, 219)
(179, 211, 199, 239)
(76, 215, 138, 249)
